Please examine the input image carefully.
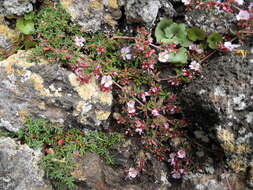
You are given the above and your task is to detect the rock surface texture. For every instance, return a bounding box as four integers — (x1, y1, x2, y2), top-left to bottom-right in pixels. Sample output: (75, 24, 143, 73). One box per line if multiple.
(0, 0, 34, 16)
(185, 9, 236, 34)
(0, 50, 112, 132)
(60, 0, 176, 32)
(0, 137, 52, 190)
(180, 51, 253, 187)
(0, 18, 19, 55)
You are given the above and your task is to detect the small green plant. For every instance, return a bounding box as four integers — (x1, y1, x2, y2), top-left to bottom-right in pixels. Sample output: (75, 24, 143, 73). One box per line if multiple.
(187, 26, 206, 41)
(16, 12, 35, 35)
(155, 19, 191, 47)
(32, 4, 82, 65)
(16, 117, 122, 189)
(207, 32, 223, 49)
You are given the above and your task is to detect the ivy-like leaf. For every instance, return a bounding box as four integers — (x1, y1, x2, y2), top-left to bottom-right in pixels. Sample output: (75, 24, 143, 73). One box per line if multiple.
(169, 47, 188, 64)
(187, 27, 206, 41)
(207, 32, 222, 49)
(16, 18, 35, 35)
(155, 18, 173, 42)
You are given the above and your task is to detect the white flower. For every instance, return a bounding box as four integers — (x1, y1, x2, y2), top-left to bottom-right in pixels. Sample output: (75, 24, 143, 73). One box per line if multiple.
(224, 41, 240, 51)
(236, 10, 250, 21)
(127, 100, 136, 114)
(101, 75, 113, 88)
(181, 0, 191, 5)
(135, 127, 143, 135)
(127, 168, 138, 179)
(74, 36, 85, 47)
(177, 150, 186, 158)
(121, 46, 132, 60)
(158, 51, 170, 62)
(234, 0, 244, 5)
(189, 61, 201, 71)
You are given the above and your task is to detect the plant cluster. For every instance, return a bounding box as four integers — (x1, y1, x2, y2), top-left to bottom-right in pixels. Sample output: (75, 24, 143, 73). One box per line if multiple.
(16, 117, 121, 189)
(25, 0, 252, 181)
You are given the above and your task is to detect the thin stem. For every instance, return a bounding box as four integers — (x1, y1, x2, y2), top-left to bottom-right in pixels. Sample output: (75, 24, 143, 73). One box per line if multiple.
(113, 81, 145, 107)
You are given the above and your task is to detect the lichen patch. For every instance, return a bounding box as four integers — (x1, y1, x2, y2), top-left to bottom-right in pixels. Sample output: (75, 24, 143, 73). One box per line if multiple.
(95, 110, 111, 121)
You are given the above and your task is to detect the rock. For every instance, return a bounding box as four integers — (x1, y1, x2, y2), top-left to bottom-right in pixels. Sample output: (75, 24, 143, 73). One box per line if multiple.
(0, 50, 112, 132)
(0, 137, 52, 190)
(180, 50, 253, 187)
(71, 139, 172, 190)
(60, 0, 176, 32)
(119, 0, 176, 25)
(60, 0, 120, 32)
(0, 0, 34, 16)
(181, 172, 249, 190)
(185, 9, 236, 34)
(0, 18, 19, 55)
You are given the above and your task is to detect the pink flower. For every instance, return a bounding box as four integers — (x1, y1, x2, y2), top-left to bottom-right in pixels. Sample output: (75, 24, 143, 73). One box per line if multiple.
(101, 75, 113, 88)
(74, 36, 85, 47)
(96, 46, 105, 54)
(135, 127, 143, 135)
(140, 91, 150, 102)
(151, 86, 160, 94)
(177, 150, 186, 158)
(127, 168, 138, 179)
(223, 41, 240, 51)
(144, 49, 155, 57)
(189, 61, 201, 72)
(236, 10, 250, 21)
(127, 100, 136, 114)
(152, 109, 160, 116)
(189, 44, 203, 54)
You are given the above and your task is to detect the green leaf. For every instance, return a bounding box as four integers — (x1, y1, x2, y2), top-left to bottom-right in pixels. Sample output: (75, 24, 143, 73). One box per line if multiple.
(187, 27, 206, 41)
(16, 18, 35, 35)
(24, 12, 35, 20)
(155, 18, 173, 42)
(169, 47, 188, 64)
(207, 32, 222, 49)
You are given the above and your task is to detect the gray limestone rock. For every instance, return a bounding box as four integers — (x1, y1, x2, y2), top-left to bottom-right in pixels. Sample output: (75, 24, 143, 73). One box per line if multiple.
(185, 9, 236, 34)
(0, 137, 52, 190)
(0, 50, 113, 132)
(119, 0, 176, 25)
(180, 46, 253, 187)
(60, 0, 176, 32)
(0, 0, 34, 16)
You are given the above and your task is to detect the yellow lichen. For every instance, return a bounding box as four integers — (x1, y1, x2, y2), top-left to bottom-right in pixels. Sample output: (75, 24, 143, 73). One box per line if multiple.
(60, 0, 74, 10)
(17, 109, 28, 121)
(95, 110, 111, 121)
(37, 102, 46, 110)
(229, 158, 246, 173)
(99, 92, 112, 105)
(0, 51, 34, 75)
(69, 74, 97, 101)
(104, 14, 117, 27)
(30, 73, 51, 97)
(217, 129, 235, 143)
(89, 0, 103, 9)
(0, 24, 19, 43)
(235, 144, 250, 154)
(108, 0, 118, 9)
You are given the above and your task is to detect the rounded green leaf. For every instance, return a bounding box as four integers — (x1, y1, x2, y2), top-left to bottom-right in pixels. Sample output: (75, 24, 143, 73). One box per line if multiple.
(187, 27, 206, 41)
(155, 18, 173, 42)
(169, 47, 188, 64)
(207, 32, 222, 49)
(16, 18, 35, 35)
